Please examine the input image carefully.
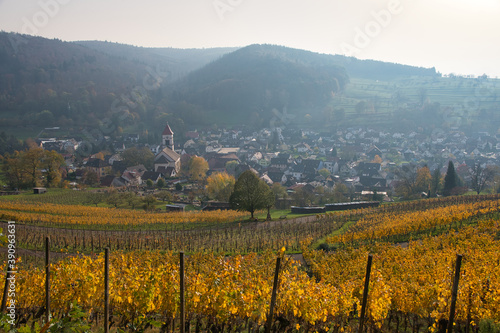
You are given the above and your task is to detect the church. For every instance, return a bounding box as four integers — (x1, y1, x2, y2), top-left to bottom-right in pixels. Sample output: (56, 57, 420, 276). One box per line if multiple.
(154, 123, 181, 177)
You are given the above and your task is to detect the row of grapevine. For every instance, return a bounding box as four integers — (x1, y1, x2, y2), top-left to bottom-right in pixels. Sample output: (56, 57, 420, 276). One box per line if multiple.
(3, 217, 500, 332)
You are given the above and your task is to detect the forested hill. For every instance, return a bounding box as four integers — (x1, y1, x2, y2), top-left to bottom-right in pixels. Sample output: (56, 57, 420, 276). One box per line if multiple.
(164, 44, 350, 124)
(334, 56, 437, 81)
(75, 40, 238, 80)
(163, 44, 437, 125)
(0, 32, 152, 131)
(0, 32, 443, 137)
(0, 32, 235, 134)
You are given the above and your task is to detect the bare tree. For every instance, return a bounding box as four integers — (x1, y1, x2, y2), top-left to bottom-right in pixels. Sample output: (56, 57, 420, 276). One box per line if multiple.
(468, 163, 497, 194)
(394, 164, 418, 199)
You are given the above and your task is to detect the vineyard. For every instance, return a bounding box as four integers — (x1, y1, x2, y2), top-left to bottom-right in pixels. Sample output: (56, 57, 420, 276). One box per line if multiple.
(1, 195, 500, 332)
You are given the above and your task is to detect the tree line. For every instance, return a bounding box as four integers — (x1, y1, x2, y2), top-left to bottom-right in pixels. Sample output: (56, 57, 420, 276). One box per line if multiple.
(394, 160, 499, 200)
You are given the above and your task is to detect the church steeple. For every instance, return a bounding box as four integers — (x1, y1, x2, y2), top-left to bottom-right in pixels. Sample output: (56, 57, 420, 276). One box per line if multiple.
(162, 123, 174, 151)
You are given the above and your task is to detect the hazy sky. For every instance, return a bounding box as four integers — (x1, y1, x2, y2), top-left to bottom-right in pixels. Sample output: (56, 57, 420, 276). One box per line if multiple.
(1, 0, 499, 77)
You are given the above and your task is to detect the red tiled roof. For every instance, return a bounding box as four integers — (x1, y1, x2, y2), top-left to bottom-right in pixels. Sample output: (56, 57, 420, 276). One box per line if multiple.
(162, 123, 174, 135)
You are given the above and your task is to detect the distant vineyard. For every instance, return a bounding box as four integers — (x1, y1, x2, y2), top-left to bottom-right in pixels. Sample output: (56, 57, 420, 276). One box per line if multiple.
(0, 201, 249, 230)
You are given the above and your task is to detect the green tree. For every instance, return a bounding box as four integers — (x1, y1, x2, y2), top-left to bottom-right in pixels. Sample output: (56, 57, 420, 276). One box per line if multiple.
(156, 190, 173, 202)
(229, 170, 273, 219)
(430, 167, 442, 197)
(83, 169, 99, 186)
(105, 188, 123, 208)
(85, 192, 106, 207)
(122, 147, 154, 169)
(225, 160, 239, 175)
(264, 183, 275, 221)
(332, 183, 350, 202)
(142, 194, 157, 211)
(271, 183, 287, 200)
(292, 187, 315, 206)
(443, 161, 458, 196)
(157, 178, 166, 188)
(122, 192, 140, 209)
(146, 179, 154, 188)
(318, 168, 331, 178)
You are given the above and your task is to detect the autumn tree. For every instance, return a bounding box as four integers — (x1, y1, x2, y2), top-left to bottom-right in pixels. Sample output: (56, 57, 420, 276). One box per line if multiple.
(371, 155, 383, 164)
(205, 172, 235, 202)
(415, 165, 431, 195)
(22, 147, 44, 187)
(2, 147, 64, 189)
(42, 150, 65, 187)
(187, 156, 209, 182)
(1, 151, 26, 189)
(229, 170, 273, 219)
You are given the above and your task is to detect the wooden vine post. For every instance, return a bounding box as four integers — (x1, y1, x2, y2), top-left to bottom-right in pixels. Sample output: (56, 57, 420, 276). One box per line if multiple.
(45, 237, 50, 324)
(265, 256, 282, 333)
(358, 254, 373, 333)
(447, 254, 463, 333)
(104, 247, 110, 333)
(180, 251, 185, 333)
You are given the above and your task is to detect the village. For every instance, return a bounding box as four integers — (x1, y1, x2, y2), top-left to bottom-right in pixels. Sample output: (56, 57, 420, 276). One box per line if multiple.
(27, 120, 500, 210)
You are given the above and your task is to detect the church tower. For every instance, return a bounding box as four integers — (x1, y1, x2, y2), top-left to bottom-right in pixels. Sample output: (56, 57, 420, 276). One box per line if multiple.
(162, 123, 174, 151)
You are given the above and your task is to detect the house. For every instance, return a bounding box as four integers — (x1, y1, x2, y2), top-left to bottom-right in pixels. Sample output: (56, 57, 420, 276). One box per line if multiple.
(125, 165, 147, 176)
(270, 154, 291, 171)
(367, 146, 383, 160)
(115, 170, 142, 186)
(85, 158, 111, 178)
(296, 143, 311, 154)
(100, 175, 116, 187)
(142, 171, 162, 184)
(267, 167, 287, 184)
(157, 166, 177, 178)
